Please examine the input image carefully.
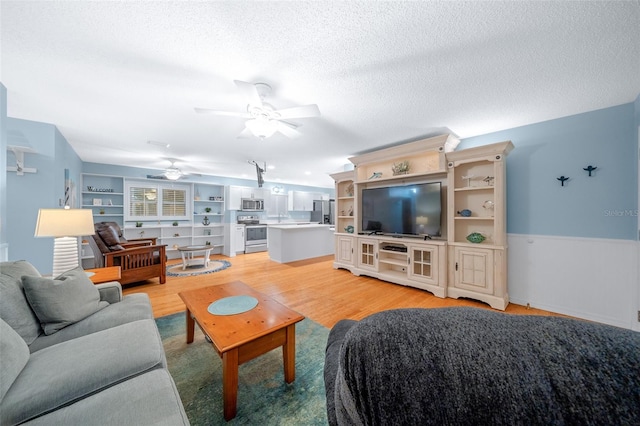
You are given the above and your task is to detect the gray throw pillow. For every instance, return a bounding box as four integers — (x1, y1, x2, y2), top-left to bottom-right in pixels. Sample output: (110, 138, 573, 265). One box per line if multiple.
(22, 267, 109, 335)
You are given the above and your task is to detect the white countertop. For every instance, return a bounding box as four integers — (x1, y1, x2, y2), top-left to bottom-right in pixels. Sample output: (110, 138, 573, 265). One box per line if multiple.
(268, 223, 332, 230)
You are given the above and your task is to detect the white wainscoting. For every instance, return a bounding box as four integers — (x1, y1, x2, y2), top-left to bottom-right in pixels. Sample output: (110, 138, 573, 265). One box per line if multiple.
(508, 234, 639, 330)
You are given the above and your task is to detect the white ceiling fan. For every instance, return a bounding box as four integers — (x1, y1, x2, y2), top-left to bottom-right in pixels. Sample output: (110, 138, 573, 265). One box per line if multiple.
(194, 80, 321, 139)
(147, 158, 199, 181)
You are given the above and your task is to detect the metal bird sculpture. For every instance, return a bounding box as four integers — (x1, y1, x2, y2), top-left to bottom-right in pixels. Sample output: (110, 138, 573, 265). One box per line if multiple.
(557, 176, 569, 186)
(583, 165, 597, 176)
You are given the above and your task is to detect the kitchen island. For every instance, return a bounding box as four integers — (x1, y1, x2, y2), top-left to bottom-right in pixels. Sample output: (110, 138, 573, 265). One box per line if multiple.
(267, 224, 334, 263)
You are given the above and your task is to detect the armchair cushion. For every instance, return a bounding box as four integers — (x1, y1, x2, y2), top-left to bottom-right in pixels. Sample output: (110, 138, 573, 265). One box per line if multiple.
(96, 226, 124, 251)
(22, 267, 109, 335)
(95, 221, 130, 243)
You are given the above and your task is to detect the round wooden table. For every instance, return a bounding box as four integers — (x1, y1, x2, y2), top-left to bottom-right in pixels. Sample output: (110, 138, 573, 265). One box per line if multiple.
(177, 245, 213, 270)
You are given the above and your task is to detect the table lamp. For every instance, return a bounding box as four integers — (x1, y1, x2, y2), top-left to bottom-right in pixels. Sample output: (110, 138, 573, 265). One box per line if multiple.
(34, 207, 95, 276)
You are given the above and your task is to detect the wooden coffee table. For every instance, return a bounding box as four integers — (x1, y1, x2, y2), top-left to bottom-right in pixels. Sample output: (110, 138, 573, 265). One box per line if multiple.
(178, 281, 305, 420)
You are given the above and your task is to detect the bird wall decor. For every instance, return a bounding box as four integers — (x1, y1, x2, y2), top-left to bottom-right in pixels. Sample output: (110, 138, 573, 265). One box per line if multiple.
(583, 165, 597, 176)
(557, 176, 569, 186)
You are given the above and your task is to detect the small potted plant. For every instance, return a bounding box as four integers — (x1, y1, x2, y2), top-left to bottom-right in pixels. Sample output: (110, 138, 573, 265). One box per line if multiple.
(172, 221, 178, 226)
(135, 221, 143, 227)
(204, 207, 212, 213)
(99, 208, 105, 215)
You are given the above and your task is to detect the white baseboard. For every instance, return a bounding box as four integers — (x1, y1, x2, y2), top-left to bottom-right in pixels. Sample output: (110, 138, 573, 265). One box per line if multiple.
(508, 234, 639, 330)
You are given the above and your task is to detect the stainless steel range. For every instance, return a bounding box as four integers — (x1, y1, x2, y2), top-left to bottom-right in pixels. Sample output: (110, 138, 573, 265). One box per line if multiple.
(237, 215, 267, 253)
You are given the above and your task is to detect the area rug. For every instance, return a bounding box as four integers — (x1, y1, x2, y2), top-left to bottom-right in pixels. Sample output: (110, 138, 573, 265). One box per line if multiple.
(156, 312, 329, 425)
(166, 260, 231, 277)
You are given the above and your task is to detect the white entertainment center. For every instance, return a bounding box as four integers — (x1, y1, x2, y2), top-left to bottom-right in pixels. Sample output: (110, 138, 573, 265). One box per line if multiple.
(331, 134, 513, 310)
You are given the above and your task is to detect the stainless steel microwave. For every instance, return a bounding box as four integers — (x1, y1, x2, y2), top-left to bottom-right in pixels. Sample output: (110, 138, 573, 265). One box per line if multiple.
(241, 198, 264, 211)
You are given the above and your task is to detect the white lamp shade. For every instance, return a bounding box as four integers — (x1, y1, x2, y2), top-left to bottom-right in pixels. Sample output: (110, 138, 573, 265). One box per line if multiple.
(34, 208, 95, 276)
(34, 208, 95, 237)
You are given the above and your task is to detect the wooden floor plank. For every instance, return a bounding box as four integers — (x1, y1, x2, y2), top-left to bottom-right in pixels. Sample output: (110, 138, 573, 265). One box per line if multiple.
(123, 252, 558, 328)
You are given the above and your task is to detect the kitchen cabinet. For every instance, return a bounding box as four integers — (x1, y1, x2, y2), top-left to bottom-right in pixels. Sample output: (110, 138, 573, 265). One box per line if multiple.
(226, 185, 267, 210)
(234, 224, 245, 254)
(266, 193, 288, 217)
(287, 190, 319, 211)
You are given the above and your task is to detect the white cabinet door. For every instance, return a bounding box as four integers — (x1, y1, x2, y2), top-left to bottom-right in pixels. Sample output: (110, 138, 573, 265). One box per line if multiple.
(336, 235, 354, 266)
(453, 247, 494, 294)
(234, 225, 245, 253)
(357, 238, 378, 271)
(288, 191, 315, 211)
(227, 186, 243, 210)
(267, 193, 288, 217)
(407, 244, 438, 285)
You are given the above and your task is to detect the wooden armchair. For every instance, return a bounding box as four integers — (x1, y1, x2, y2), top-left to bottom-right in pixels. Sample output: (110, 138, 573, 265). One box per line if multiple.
(90, 222, 167, 285)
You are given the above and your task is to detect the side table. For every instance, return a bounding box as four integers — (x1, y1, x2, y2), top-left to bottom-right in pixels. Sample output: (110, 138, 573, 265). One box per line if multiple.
(85, 266, 122, 284)
(177, 246, 213, 270)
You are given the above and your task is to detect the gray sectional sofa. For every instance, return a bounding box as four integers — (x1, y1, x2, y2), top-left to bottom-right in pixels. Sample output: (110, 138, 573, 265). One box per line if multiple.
(0, 260, 189, 425)
(325, 307, 640, 425)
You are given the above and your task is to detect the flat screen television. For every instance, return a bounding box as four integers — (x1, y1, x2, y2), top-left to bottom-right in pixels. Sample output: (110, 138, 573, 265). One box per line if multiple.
(361, 182, 442, 237)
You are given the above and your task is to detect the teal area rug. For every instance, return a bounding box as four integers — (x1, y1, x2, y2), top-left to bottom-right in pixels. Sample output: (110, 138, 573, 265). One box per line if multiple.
(156, 312, 330, 425)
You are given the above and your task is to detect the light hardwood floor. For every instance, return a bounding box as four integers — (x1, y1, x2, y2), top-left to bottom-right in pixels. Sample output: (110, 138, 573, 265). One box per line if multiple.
(122, 252, 558, 328)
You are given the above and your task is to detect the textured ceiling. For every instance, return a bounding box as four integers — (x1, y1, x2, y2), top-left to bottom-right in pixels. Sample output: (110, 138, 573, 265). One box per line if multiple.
(2, 1, 639, 188)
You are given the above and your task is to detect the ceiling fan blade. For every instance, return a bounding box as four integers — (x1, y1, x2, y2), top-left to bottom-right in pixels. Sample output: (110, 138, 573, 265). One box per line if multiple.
(237, 127, 254, 139)
(276, 121, 302, 139)
(274, 104, 320, 119)
(194, 107, 251, 118)
(234, 80, 263, 107)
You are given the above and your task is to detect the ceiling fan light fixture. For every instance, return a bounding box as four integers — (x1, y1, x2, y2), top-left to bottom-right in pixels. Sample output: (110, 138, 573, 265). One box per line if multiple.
(164, 167, 182, 180)
(246, 118, 278, 139)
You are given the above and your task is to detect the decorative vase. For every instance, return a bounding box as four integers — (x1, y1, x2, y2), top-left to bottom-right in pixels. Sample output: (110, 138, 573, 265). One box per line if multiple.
(466, 232, 485, 243)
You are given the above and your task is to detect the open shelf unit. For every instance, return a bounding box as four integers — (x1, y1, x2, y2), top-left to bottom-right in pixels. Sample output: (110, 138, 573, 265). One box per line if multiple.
(82, 175, 229, 260)
(81, 174, 124, 225)
(446, 141, 513, 310)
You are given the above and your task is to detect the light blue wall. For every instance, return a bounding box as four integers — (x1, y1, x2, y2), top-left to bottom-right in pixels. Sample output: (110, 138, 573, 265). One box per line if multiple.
(636, 94, 640, 241)
(5, 117, 83, 273)
(0, 84, 7, 258)
(460, 103, 638, 241)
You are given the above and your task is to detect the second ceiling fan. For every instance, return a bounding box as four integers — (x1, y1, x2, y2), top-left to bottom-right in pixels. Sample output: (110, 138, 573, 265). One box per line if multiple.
(195, 80, 320, 139)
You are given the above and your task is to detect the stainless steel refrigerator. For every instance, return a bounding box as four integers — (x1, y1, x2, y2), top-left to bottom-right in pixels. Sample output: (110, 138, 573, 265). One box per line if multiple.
(311, 199, 334, 224)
